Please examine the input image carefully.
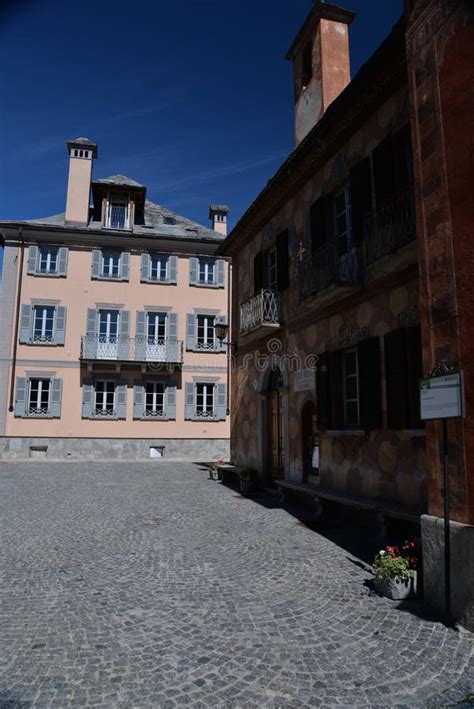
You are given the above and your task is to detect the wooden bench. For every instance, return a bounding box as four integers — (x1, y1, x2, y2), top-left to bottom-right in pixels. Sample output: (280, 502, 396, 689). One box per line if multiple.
(275, 480, 420, 536)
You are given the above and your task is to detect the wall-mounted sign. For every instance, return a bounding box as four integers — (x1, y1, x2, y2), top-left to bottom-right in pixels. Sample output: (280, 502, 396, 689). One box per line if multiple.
(294, 368, 314, 393)
(420, 372, 464, 421)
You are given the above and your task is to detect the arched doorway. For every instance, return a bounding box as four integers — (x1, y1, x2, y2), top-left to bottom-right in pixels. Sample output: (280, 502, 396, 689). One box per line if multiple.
(266, 367, 285, 482)
(301, 400, 317, 483)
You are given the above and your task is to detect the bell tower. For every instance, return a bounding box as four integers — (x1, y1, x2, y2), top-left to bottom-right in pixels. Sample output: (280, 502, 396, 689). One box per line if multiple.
(286, 1, 354, 147)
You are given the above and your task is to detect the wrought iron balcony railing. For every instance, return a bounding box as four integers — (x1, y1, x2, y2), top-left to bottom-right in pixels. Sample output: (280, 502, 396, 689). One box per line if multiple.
(80, 336, 184, 364)
(299, 241, 360, 303)
(364, 190, 416, 264)
(240, 289, 282, 335)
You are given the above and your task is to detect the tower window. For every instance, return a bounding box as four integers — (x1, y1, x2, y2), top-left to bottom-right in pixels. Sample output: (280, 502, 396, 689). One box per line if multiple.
(302, 42, 313, 89)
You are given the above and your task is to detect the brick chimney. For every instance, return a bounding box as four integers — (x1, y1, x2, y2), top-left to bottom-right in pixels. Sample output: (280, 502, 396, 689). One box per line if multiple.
(286, 2, 355, 147)
(209, 205, 229, 236)
(65, 137, 98, 224)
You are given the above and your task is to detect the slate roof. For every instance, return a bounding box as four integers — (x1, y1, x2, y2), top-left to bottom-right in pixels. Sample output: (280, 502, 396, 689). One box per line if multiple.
(1, 199, 224, 243)
(93, 175, 145, 188)
(68, 137, 97, 147)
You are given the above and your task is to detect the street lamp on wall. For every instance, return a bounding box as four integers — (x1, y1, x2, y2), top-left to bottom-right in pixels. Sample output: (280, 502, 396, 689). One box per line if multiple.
(214, 316, 236, 416)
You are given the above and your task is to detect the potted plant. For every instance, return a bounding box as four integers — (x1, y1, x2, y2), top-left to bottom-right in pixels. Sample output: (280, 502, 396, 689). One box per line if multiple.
(372, 539, 421, 600)
(240, 465, 256, 494)
(209, 460, 224, 482)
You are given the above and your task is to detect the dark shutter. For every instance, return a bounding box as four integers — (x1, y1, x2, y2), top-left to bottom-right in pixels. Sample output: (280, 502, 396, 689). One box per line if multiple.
(316, 351, 331, 430)
(276, 230, 289, 291)
(310, 197, 327, 251)
(350, 157, 372, 243)
(406, 326, 423, 429)
(261, 250, 269, 289)
(393, 124, 414, 193)
(384, 329, 408, 429)
(372, 135, 396, 206)
(329, 350, 343, 430)
(358, 337, 382, 430)
(253, 252, 262, 294)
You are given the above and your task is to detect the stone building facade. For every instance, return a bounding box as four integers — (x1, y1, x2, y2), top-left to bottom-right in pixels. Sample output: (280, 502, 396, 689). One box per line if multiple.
(0, 139, 230, 461)
(220, 0, 474, 628)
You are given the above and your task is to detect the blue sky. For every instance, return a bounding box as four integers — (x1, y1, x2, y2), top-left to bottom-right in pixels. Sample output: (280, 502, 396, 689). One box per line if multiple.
(0, 0, 402, 277)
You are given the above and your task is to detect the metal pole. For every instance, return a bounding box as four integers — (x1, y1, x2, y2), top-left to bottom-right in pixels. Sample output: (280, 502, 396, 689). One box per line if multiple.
(442, 418, 451, 619)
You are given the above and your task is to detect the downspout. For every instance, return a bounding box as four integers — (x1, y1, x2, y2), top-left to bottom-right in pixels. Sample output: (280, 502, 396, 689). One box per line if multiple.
(8, 228, 24, 412)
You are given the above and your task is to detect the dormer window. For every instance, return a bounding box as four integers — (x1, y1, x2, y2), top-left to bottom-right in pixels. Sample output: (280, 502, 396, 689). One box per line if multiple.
(106, 193, 130, 230)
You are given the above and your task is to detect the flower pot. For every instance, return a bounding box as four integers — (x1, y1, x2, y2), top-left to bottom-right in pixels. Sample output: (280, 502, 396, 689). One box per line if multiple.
(374, 572, 417, 600)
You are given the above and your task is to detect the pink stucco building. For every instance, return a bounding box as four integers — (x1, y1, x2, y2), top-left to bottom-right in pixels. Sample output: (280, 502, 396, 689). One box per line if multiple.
(0, 138, 230, 460)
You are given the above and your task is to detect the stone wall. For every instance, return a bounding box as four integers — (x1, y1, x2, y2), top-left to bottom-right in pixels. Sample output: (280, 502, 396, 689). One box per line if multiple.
(0, 437, 230, 462)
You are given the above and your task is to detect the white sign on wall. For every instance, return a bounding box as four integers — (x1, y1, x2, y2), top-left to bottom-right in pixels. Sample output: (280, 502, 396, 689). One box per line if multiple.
(420, 372, 464, 421)
(294, 368, 315, 393)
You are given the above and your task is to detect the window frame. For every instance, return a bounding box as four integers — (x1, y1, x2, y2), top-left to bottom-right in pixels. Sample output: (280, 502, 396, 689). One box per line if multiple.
(38, 246, 59, 275)
(94, 379, 116, 418)
(101, 251, 122, 279)
(196, 314, 216, 350)
(144, 381, 166, 418)
(333, 183, 353, 258)
(198, 258, 216, 286)
(195, 382, 215, 419)
(342, 348, 360, 429)
(32, 305, 56, 344)
(28, 377, 51, 417)
(105, 193, 130, 230)
(149, 254, 169, 282)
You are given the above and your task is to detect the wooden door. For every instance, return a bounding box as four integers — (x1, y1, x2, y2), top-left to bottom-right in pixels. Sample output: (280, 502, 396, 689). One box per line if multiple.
(267, 390, 284, 481)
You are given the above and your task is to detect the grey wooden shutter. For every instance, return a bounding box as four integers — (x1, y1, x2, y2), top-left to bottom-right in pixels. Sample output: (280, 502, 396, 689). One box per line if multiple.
(14, 377, 27, 417)
(216, 383, 227, 420)
(184, 382, 195, 420)
(50, 378, 63, 418)
(168, 313, 178, 361)
(372, 135, 396, 206)
(133, 381, 145, 420)
(169, 255, 178, 284)
(358, 337, 382, 431)
(189, 257, 198, 285)
(165, 383, 177, 420)
(217, 259, 225, 288)
(135, 311, 146, 361)
(85, 308, 97, 358)
(406, 327, 423, 429)
(118, 310, 130, 359)
(120, 252, 130, 281)
(91, 250, 101, 279)
(58, 247, 68, 276)
(186, 313, 196, 350)
(27, 245, 38, 275)
(384, 329, 408, 429)
(82, 379, 94, 418)
(54, 306, 66, 345)
(140, 253, 150, 282)
(19, 304, 32, 344)
(276, 230, 289, 291)
(310, 197, 327, 251)
(116, 381, 127, 419)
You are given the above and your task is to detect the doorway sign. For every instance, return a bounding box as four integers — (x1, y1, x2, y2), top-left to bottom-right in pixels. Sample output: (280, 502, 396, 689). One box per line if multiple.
(419, 370, 464, 620)
(294, 368, 314, 393)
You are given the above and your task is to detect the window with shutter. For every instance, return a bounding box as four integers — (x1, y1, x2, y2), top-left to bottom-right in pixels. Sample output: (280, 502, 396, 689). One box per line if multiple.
(254, 252, 263, 294)
(310, 197, 327, 251)
(276, 230, 289, 292)
(372, 135, 396, 206)
(316, 351, 332, 429)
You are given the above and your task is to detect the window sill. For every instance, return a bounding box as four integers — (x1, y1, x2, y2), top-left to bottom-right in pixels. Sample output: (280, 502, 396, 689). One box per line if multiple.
(190, 283, 223, 289)
(186, 348, 226, 354)
(24, 341, 62, 347)
(102, 226, 133, 233)
(31, 272, 64, 278)
(325, 429, 366, 437)
(141, 279, 177, 286)
(92, 276, 128, 282)
(19, 414, 55, 419)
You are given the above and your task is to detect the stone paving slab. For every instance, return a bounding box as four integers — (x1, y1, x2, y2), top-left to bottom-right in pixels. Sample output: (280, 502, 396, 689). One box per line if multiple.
(0, 462, 472, 707)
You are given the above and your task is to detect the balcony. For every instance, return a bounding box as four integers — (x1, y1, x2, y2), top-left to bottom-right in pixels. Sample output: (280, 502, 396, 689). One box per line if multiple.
(80, 336, 183, 366)
(364, 190, 416, 264)
(299, 241, 360, 303)
(240, 289, 281, 336)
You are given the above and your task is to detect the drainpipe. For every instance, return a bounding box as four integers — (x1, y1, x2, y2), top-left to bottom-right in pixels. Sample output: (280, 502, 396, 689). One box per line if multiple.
(9, 228, 24, 412)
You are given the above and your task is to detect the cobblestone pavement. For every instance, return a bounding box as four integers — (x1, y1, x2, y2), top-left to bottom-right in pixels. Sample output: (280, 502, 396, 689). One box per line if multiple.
(0, 462, 473, 708)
